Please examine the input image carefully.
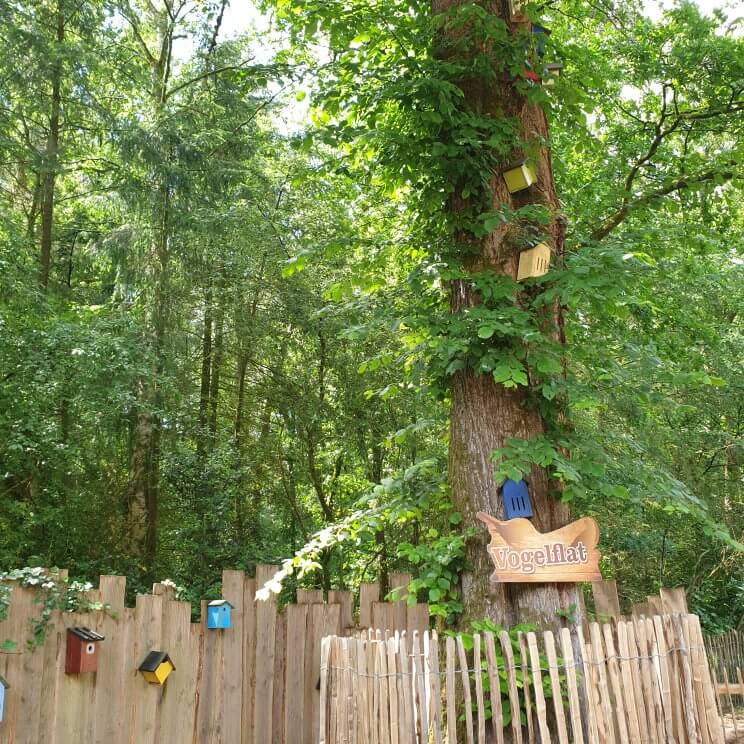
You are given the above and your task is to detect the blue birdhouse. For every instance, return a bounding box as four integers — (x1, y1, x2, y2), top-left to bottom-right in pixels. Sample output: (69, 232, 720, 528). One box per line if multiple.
(0, 675, 9, 723)
(531, 24, 551, 58)
(502, 479, 534, 519)
(207, 600, 234, 629)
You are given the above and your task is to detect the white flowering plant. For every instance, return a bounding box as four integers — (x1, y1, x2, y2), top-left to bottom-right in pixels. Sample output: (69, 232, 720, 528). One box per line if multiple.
(0, 567, 110, 651)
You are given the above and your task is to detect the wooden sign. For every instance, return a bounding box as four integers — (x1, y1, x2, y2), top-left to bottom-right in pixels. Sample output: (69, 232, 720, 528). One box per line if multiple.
(476, 513, 601, 583)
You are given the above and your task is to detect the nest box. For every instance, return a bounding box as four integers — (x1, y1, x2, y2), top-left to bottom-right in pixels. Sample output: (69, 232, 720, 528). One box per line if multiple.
(0, 676, 8, 722)
(517, 242, 551, 281)
(65, 627, 105, 674)
(508, 0, 528, 21)
(139, 651, 175, 685)
(531, 23, 552, 57)
(502, 479, 534, 519)
(503, 161, 537, 193)
(543, 62, 563, 86)
(207, 599, 234, 629)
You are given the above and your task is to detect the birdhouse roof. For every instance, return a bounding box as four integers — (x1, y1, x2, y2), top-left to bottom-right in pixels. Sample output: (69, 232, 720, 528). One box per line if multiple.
(139, 651, 175, 672)
(0, 675, 9, 689)
(68, 627, 105, 642)
(208, 599, 235, 608)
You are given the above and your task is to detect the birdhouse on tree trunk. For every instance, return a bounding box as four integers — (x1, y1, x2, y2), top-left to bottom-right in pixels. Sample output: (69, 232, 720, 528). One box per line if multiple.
(502, 479, 534, 519)
(509, 0, 528, 21)
(0, 676, 8, 722)
(503, 161, 537, 193)
(65, 627, 104, 674)
(207, 600, 234, 629)
(517, 242, 551, 281)
(532, 23, 551, 57)
(138, 651, 175, 685)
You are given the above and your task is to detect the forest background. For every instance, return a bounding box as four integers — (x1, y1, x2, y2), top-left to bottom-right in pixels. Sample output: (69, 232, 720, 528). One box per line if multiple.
(0, 0, 742, 631)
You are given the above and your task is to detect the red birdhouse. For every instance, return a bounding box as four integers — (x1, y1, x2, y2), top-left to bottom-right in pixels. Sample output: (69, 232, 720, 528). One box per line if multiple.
(65, 627, 104, 674)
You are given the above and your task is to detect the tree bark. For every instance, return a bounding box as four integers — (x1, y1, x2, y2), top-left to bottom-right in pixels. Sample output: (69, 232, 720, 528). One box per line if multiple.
(39, 0, 65, 289)
(198, 283, 213, 445)
(435, 0, 581, 629)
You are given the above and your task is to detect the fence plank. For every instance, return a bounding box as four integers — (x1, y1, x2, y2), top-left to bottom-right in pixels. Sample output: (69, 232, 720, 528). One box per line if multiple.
(578, 624, 601, 744)
(518, 632, 535, 744)
(254, 565, 278, 744)
(499, 631, 522, 744)
(445, 636, 457, 744)
(387, 636, 400, 744)
(298, 589, 324, 605)
(559, 628, 585, 744)
(660, 588, 688, 615)
(273, 610, 287, 744)
(428, 631, 443, 744)
(672, 614, 701, 744)
(592, 580, 621, 618)
(483, 632, 504, 744)
(637, 617, 664, 744)
(526, 632, 550, 744)
(473, 633, 486, 744)
(543, 630, 569, 744)
(318, 636, 330, 744)
(590, 621, 617, 744)
(221, 570, 245, 744)
(285, 603, 309, 744)
(456, 634, 475, 744)
(359, 584, 380, 629)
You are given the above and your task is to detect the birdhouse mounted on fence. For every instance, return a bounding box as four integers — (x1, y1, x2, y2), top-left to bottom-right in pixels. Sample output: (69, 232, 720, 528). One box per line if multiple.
(517, 242, 551, 281)
(502, 479, 534, 519)
(503, 161, 537, 193)
(138, 651, 175, 685)
(0, 676, 8, 722)
(65, 627, 105, 674)
(207, 599, 234, 629)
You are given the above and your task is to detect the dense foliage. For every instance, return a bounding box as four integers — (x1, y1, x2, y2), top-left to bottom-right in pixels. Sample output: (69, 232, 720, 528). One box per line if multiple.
(0, 0, 742, 629)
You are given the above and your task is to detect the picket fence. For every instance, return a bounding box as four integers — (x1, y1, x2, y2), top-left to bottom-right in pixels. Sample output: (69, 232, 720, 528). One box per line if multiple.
(0, 567, 428, 744)
(705, 629, 744, 742)
(319, 614, 727, 744)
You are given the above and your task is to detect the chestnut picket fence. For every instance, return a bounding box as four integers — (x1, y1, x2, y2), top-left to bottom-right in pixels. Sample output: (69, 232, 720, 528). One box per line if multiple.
(0, 567, 428, 744)
(319, 614, 731, 744)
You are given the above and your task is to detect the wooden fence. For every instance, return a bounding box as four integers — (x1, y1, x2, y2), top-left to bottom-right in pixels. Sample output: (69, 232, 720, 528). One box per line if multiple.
(320, 614, 726, 744)
(705, 629, 744, 742)
(0, 567, 428, 744)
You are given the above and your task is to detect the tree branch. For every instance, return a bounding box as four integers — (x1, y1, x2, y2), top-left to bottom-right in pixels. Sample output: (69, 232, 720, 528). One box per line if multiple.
(591, 165, 738, 241)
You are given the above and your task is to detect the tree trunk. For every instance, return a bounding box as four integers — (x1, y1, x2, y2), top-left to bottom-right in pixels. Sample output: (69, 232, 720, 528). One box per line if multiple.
(39, 0, 64, 289)
(208, 306, 223, 439)
(198, 283, 213, 451)
(435, 0, 581, 629)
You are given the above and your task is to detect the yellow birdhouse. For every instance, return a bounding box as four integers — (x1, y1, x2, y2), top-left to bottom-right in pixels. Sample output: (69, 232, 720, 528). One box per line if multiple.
(509, 0, 528, 21)
(138, 651, 175, 685)
(517, 242, 551, 281)
(503, 162, 537, 193)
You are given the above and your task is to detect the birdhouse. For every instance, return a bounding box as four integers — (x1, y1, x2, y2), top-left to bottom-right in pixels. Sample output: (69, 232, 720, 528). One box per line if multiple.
(517, 242, 551, 281)
(503, 161, 537, 193)
(65, 627, 105, 674)
(138, 651, 175, 685)
(508, 0, 528, 21)
(0, 676, 8, 722)
(531, 23, 551, 57)
(543, 62, 563, 86)
(502, 479, 534, 519)
(207, 599, 234, 629)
